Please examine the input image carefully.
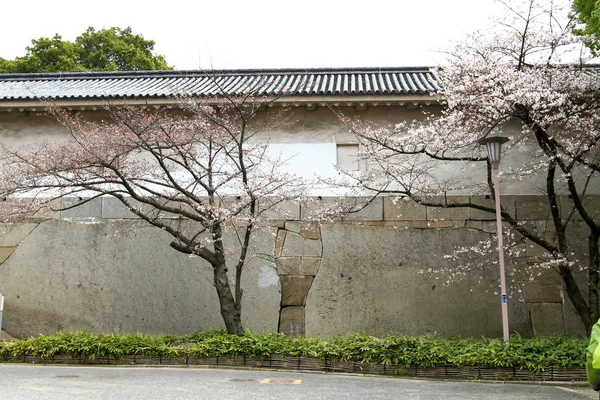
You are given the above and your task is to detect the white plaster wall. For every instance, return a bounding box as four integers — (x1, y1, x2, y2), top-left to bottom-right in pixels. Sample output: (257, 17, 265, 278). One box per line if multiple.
(1, 105, 598, 196)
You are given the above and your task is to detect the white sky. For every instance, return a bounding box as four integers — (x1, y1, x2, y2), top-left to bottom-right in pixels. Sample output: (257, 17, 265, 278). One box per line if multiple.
(1, 0, 502, 70)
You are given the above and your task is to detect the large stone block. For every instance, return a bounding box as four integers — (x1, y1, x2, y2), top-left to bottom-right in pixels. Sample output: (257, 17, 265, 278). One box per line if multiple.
(425, 196, 471, 221)
(9, 198, 61, 220)
(341, 197, 383, 221)
(300, 222, 321, 240)
(102, 197, 180, 220)
(559, 195, 600, 221)
(284, 221, 301, 234)
(515, 195, 552, 221)
(280, 231, 322, 257)
(300, 197, 342, 221)
(383, 196, 426, 221)
(280, 275, 314, 306)
(0, 220, 280, 337)
(301, 197, 380, 221)
(464, 220, 484, 231)
(522, 284, 562, 303)
(469, 195, 515, 221)
(277, 257, 321, 276)
(279, 306, 305, 337)
(0, 224, 38, 246)
(101, 197, 139, 219)
(258, 199, 300, 220)
(530, 303, 565, 336)
(516, 263, 562, 286)
(563, 291, 588, 337)
(61, 197, 102, 219)
(306, 223, 532, 338)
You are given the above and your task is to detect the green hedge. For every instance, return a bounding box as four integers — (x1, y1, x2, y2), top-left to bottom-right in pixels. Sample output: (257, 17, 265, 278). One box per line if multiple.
(0, 331, 587, 372)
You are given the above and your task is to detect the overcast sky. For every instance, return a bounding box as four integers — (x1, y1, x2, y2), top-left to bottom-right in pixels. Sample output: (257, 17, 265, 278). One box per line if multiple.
(1, 0, 502, 70)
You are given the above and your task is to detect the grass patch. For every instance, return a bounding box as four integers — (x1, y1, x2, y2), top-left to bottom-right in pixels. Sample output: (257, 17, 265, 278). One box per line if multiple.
(0, 331, 586, 372)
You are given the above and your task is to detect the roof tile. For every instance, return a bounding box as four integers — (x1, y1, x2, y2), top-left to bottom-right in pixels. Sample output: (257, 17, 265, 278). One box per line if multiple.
(0, 67, 441, 101)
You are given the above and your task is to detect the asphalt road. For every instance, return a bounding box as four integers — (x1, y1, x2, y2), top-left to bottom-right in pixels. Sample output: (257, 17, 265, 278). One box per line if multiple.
(0, 365, 596, 400)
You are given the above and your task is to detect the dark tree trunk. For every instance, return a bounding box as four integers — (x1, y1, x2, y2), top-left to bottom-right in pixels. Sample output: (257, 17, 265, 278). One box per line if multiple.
(562, 264, 593, 334)
(589, 232, 600, 333)
(213, 260, 244, 336)
(210, 222, 244, 336)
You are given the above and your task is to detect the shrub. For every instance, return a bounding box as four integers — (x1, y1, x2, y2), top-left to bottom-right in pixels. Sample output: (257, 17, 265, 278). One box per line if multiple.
(0, 331, 587, 371)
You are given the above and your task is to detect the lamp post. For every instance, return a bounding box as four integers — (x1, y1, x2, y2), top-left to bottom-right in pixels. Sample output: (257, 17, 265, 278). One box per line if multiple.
(480, 136, 510, 343)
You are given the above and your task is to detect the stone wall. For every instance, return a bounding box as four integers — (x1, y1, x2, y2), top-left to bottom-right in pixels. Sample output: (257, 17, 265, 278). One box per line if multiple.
(0, 194, 597, 338)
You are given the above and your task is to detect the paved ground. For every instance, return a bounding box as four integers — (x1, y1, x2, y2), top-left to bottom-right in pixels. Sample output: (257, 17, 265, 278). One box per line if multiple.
(0, 364, 597, 400)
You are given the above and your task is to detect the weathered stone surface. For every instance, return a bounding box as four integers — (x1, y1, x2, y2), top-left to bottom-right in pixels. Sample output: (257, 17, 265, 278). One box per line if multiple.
(516, 265, 562, 287)
(102, 197, 140, 219)
(469, 195, 515, 220)
(515, 195, 552, 221)
(274, 229, 286, 258)
(300, 197, 342, 221)
(103, 197, 181, 219)
(563, 291, 588, 337)
(277, 257, 321, 276)
(382, 196, 426, 221)
(279, 306, 305, 337)
(452, 220, 465, 228)
(0, 224, 39, 247)
(464, 220, 484, 230)
(61, 197, 102, 219)
(301, 196, 384, 222)
(409, 220, 453, 229)
(426, 196, 471, 221)
(483, 221, 497, 233)
(306, 223, 532, 338)
(280, 275, 314, 306)
(559, 195, 600, 221)
(530, 303, 565, 336)
(0, 247, 16, 264)
(26, 198, 61, 220)
(0, 220, 280, 337)
(280, 231, 322, 257)
(536, 220, 556, 234)
(284, 221, 301, 234)
(1, 329, 15, 342)
(300, 222, 320, 240)
(341, 197, 383, 221)
(259, 199, 300, 220)
(525, 240, 556, 259)
(522, 284, 562, 303)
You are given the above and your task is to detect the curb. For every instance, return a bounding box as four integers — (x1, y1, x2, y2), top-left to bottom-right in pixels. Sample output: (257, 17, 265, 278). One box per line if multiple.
(0, 353, 587, 383)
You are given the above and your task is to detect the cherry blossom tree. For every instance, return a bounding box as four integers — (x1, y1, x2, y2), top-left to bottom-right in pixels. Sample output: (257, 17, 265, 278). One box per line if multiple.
(0, 95, 305, 336)
(337, 0, 600, 333)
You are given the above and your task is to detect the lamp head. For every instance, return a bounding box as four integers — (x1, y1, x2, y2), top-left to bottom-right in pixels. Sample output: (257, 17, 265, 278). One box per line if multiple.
(479, 136, 509, 168)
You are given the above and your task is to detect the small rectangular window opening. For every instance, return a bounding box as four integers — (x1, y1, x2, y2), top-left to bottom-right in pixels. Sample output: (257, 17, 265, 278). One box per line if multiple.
(336, 144, 359, 171)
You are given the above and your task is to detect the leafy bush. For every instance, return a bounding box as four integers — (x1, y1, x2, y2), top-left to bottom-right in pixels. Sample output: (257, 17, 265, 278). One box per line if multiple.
(0, 331, 587, 372)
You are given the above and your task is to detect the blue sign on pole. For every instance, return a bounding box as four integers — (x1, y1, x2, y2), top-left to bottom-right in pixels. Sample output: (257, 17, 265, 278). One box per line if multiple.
(501, 293, 507, 303)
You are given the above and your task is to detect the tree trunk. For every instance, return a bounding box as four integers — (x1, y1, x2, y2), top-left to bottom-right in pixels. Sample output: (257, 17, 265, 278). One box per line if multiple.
(589, 232, 600, 332)
(213, 260, 244, 335)
(562, 263, 593, 334)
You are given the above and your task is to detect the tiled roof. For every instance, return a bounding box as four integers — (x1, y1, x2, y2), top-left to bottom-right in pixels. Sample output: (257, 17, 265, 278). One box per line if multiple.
(0, 68, 440, 101)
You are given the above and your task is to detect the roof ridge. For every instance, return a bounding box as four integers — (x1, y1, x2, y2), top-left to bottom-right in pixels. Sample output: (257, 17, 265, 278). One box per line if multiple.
(0, 67, 435, 81)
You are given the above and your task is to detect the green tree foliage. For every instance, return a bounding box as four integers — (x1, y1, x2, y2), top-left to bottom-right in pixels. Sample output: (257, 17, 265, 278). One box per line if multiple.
(572, 0, 600, 54)
(75, 27, 170, 71)
(0, 27, 172, 73)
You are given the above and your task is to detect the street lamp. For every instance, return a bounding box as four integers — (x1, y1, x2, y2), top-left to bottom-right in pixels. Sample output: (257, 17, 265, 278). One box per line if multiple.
(480, 136, 510, 343)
